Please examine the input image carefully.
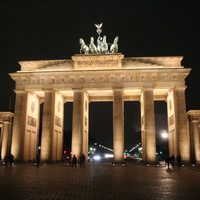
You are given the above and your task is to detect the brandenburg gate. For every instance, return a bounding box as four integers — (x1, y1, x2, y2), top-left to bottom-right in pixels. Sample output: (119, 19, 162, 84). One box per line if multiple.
(6, 24, 192, 164)
(9, 53, 191, 164)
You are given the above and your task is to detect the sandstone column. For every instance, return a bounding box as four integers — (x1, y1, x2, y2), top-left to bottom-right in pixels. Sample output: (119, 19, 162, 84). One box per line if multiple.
(113, 88, 124, 164)
(187, 111, 200, 164)
(11, 91, 26, 161)
(140, 89, 156, 164)
(0, 125, 3, 159)
(174, 88, 190, 162)
(1, 122, 12, 159)
(41, 91, 55, 162)
(71, 89, 84, 160)
(167, 90, 178, 157)
(190, 120, 200, 163)
(82, 92, 89, 161)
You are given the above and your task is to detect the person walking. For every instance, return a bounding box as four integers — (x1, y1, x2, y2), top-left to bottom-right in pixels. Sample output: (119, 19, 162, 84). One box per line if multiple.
(165, 155, 170, 168)
(80, 153, 85, 168)
(72, 155, 77, 168)
(9, 153, 14, 167)
(170, 154, 175, 168)
(176, 154, 182, 167)
(36, 155, 40, 168)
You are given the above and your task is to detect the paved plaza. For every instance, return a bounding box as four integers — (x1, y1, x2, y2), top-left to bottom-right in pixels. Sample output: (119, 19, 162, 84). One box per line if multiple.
(0, 161, 200, 200)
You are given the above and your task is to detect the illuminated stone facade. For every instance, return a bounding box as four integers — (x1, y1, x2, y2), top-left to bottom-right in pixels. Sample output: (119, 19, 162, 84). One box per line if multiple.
(0, 112, 14, 160)
(187, 110, 200, 164)
(9, 53, 192, 164)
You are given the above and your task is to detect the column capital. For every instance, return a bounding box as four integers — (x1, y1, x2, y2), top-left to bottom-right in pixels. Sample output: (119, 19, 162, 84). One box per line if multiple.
(112, 87, 123, 91)
(142, 88, 154, 92)
(173, 86, 187, 91)
(72, 88, 83, 91)
(42, 90, 54, 93)
(14, 90, 26, 94)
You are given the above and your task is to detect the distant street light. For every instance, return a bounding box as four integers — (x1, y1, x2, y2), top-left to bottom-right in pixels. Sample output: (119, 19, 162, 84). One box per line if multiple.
(161, 130, 168, 138)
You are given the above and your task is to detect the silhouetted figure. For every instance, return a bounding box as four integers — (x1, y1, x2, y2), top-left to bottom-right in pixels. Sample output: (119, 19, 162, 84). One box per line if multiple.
(80, 153, 85, 168)
(9, 154, 14, 167)
(170, 154, 175, 168)
(176, 154, 182, 167)
(72, 155, 77, 168)
(165, 155, 170, 168)
(36, 155, 40, 168)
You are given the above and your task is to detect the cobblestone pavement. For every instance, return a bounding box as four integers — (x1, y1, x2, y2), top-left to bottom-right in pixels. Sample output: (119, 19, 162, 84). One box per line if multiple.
(0, 161, 200, 200)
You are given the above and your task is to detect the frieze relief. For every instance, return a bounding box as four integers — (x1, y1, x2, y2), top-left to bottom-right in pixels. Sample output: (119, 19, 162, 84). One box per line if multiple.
(77, 60, 119, 68)
(50, 78, 55, 84)
(55, 116, 62, 127)
(141, 76, 146, 82)
(27, 116, 36, 127)
(40, 78, 47, 85)
(21, 79, 27, 85)
(168, 114, 174, 126)
(20, 74, 182, 85)
(31, 78, 37, 85)
(151, 76, 157, 81)
(60, 78, 66, 84)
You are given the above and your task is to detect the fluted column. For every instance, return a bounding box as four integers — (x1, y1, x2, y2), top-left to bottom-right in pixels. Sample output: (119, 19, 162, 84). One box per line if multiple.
(191, 120, 200, 163)
(0, 125, 3, 159)
(1, 122, 10, 159)
(187, 110, 200, 164)
(174, 88, 190, 162)
(71, 90, 84, 160)
(41, 91, 55, 161)
(11, 91, 26, 161)
(140, 89, 156, 164)
(113, 88, 124, 163)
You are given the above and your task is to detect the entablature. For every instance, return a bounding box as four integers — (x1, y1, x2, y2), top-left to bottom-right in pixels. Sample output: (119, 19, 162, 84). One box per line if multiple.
(17, 54, 185, 72)
(10, 68, 191, 91)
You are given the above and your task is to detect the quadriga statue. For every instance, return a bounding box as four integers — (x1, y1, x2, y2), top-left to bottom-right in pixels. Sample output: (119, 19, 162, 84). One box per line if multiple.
(110, 36, 119, 53)
(89, 37, 97, 54)
(79, 38, 89, 54)
(79, 35, 119, 54)
(101, 35, 108, 53)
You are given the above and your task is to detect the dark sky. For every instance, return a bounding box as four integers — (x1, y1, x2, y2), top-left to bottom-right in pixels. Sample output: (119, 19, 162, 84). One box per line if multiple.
(1, 1, 200, 150)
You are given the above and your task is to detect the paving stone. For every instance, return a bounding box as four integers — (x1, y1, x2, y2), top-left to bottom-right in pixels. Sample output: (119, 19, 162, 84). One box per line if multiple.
(0, 162, 200, 199)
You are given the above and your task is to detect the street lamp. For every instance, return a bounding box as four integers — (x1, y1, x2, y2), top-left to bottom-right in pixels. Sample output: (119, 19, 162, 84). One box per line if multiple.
(161, 130, 168, 138)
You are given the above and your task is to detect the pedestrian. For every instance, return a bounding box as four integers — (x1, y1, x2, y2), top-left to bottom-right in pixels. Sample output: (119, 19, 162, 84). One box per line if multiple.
(80, 153, 85, 168)
(36, 155, 40, 168)
(9, 153, 14, 167)
(176, 154, 181, 167)
(79, 155, 82, 167)
(170, 154, 175, 168)
(165, 155, 170, 168)
(72, 155, 77, 168)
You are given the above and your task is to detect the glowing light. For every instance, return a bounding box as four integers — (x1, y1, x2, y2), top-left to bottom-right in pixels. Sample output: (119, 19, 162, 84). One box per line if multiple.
(161, 130, 168, 138)
(105, 154, 114, 158)
(94, 155, 101, 160)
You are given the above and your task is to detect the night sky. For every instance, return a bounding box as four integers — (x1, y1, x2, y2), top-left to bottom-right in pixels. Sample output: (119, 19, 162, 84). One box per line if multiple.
(1, 1, 200, 150)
